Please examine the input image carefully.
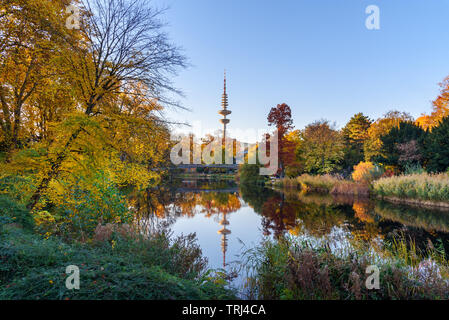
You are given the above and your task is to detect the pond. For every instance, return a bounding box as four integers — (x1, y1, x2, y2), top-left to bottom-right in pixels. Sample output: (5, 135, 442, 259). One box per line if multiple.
(128, 179, 449, 289)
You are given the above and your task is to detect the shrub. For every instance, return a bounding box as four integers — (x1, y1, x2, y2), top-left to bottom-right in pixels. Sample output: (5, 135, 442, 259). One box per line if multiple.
(238, 164, 267, 185)
(0, 226, 235, 300)
(241, 236, 449, 300)
(48, 172, 132, 240)
(352, 162, 384, 184)
(404, 163, 425, 175)
(0, 195, 34, 230)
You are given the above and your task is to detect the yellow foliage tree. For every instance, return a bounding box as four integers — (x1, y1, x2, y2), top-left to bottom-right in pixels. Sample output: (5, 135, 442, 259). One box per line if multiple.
(363, 111, 413, 162)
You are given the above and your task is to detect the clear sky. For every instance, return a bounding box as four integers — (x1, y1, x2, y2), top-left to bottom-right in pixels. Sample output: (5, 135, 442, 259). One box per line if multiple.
(154, 0, 449, 142)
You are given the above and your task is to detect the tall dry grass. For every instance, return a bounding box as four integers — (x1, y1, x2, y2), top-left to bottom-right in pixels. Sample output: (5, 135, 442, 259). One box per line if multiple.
(275, 174, 370, 196)
(373, 173, 449, 203)
(274, 174, 339, 192)
(240, 235, 449, 300)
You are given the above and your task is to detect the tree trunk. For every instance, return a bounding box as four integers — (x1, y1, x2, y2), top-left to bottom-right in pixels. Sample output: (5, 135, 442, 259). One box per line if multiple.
(26, 126, 83, 210)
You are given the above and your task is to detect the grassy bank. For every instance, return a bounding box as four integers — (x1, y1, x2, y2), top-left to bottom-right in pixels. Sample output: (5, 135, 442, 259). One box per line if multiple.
(0, 202, 236, 300)
(241, 236, 449, 300)
(373, 173, 449, 206)
(274, 174, 370, 196)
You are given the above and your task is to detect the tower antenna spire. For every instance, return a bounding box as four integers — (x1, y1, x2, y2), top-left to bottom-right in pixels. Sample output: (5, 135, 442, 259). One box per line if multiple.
(224, 69, 227, 95)
(219, 70, 231, 148)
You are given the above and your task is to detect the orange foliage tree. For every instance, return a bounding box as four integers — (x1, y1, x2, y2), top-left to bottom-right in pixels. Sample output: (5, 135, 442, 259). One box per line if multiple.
(416, 76, 449, 130)
(267, 103, 294, 177)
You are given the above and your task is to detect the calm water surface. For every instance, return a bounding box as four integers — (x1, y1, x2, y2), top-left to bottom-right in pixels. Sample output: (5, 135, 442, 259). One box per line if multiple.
(130, 179, 449, 287)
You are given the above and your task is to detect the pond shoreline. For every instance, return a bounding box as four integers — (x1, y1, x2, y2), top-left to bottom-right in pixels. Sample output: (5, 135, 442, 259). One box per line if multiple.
(378, 196, 449, 210)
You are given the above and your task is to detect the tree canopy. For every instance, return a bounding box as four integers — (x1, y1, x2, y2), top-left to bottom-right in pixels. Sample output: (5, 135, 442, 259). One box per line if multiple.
(342, 113, 372, 170)
(297, 120, 345, 174)
(0, 0, 186, 211)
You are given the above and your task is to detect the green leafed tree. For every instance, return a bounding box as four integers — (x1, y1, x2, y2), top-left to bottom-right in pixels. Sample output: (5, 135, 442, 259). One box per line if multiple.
(378, 121, 426, 171)
(423, 116, 449, 173)
(364, 111, 414, 162)
(297, 120, 345, 174)
(342, 113, 372, 170)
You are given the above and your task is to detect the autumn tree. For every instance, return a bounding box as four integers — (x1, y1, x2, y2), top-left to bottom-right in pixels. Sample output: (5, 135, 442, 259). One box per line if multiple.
(342, 113, 372, 170)
(378, 121, 426, 171)
(364, 111, 413, 162)
(416, 76, 449, 130)
(24, 0, 187, 209)
(297, 120, 345, 174)
(267, 103, 294, 177)
(0, 0, 73, 152)
(284, 130, 303, 177)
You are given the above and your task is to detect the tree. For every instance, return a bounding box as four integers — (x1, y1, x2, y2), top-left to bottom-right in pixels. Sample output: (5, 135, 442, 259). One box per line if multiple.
(298, 120, 345, 174)
(423, 116, 449, 173)
(417, 76, 449, 130)
(364, 111, 413, 162)
(284, 130, 303, 177)
(342, 113, 372, 170)
(379, 121, 426, 171)
(25, 0, 187, 210)
(267, 103, 294, 177)
(0, 0, 72, 152)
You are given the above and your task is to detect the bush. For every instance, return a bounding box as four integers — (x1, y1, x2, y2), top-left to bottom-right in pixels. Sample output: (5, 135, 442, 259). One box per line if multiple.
(241, 237, 449, 300)
(238, 164, 267, 185)
(0, 195, 34, 230)
(404, 163, 425, 175)
(47, 172, 133, 240)
(0, 226, 236, 300)
(352, 162, 383, 184)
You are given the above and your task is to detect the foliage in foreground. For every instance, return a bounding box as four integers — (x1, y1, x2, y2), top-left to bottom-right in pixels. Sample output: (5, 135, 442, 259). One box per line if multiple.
(373, 173, 449, 203)
(0, 221, 235, 300)
(241, 237, 449, 300)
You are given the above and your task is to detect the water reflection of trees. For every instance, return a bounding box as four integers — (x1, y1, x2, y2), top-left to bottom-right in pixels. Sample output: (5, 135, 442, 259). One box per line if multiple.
(127, 185, 241, 223)
(240, 184, 449, 252)
(241, 184, 374, 239)
(126, 182, 449, 258)
(240, 184, 296, 237)
(198, 192, 241, 217)
(374, 201, 449, 233)
(374, 201, 449, 255)
(260, 194, 297, 238)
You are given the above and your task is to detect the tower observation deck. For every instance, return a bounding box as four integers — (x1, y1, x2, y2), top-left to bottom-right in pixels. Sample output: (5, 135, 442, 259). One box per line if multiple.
(219, 71, 231, 144)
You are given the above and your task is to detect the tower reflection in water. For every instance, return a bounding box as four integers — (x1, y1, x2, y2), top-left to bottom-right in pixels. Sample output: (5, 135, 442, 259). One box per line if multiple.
(218, 211, 231, 268)
(171, 179, 241, 269)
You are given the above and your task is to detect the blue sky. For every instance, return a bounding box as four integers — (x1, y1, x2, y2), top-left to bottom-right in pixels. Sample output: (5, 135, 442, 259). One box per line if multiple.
(155, 0, 449, 141)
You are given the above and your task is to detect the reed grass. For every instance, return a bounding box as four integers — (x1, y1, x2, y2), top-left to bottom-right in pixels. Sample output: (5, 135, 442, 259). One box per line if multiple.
(373, 173, 449, 203)
(274, 174, 370, 196)
(240, 234, 449, 300)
